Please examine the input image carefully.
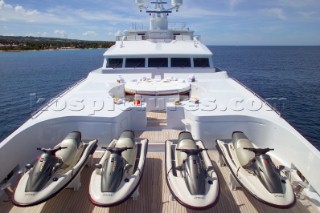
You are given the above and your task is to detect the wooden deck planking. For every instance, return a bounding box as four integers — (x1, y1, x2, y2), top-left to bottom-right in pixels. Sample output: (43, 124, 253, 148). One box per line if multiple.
(146, 112, 168, 127)
(0, 129, 318, 213)
(147, 112, 167, 120)
(135, 130, 181, 143)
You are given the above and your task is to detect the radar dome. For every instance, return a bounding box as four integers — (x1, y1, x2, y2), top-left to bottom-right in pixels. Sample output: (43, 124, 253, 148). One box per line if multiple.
(171, 0, 183, 7)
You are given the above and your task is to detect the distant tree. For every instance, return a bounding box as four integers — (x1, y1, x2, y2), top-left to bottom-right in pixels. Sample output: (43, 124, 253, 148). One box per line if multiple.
(0, 36, 114, 51)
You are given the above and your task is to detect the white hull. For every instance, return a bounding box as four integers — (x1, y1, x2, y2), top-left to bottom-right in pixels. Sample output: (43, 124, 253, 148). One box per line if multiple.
(165, 140, 219, 209)
(216, 139, 295, 208)
(89, 139, 148, 207)
(13, 139, 97, 207)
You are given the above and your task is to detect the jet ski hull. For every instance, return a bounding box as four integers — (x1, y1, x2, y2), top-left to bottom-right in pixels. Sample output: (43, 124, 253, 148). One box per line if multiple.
(13, 139, 97, 207)
(216, 139, 295, 208)
(165, 140, 219, 210)
(89, 138, 148, 207)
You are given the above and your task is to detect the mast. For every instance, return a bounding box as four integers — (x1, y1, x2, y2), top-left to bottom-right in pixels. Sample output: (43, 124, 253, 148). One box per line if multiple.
(135, 0, 183, 30)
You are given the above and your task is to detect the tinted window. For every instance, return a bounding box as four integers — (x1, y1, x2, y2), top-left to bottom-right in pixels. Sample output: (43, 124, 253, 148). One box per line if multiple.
(194, 58, 210, 67)
(107, 58, 123, 68)
(125, 58, 145, 68)
(148, 58, 168, 67)
(171, 58, 191, 67)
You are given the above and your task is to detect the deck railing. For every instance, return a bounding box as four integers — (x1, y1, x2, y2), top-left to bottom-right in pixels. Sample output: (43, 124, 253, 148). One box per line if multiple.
(231, 77, 281, 116)
(31, 78, 86, 119)
(116, 34, 194, 42)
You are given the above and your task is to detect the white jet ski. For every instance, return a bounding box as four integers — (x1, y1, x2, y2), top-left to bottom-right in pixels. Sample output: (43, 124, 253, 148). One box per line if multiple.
(165, 131, 219, 210)
(89, 130, 148, 207)
(13, 131, 98, 206)
(216, 131, 295, 208)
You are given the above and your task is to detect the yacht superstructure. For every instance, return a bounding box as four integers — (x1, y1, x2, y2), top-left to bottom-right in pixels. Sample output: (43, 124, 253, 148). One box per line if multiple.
(1, 0, 320, 212)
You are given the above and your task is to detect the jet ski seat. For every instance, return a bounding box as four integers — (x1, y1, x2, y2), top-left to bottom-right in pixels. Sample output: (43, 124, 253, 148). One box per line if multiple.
(119, 130, 135, 141)
(115, 130, 136, 172)
(116, 130, 135, 149)
(232, 131, 255, 168)
(56, 131, 83, 169)
(64, 131, 82, 147)
(177, 131, 197, 150)
(176, 131, 197, 167)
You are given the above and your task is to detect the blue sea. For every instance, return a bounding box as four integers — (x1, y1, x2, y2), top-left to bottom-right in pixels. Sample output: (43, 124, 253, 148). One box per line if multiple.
(0, 47, 319, 149)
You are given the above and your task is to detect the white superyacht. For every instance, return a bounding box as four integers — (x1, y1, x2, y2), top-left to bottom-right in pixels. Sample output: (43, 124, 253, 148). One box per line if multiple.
(1, 0, 320, 212)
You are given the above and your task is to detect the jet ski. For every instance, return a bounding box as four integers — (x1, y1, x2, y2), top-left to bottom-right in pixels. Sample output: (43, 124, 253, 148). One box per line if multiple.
(165, 131, 219, 210)
(216, 131, 295, 208)
(89, 130, 148, 207)
(13, 131, 98, 207)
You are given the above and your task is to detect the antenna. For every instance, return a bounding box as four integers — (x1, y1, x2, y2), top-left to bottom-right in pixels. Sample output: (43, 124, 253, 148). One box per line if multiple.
(134, 0, 183, 30)
(135, 0, 183, 13)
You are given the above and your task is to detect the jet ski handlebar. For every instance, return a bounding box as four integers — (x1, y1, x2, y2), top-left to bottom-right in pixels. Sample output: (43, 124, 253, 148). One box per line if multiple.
(36, 146, 67, 155)
(243, 147, 274, 155)
(102, 146, 133, 155)
(176, 148, 207, 155)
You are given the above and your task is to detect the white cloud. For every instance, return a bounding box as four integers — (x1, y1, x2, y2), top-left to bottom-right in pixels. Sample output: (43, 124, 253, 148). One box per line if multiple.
(0, 0, 74, 24)
(1, 0, 319, 44)
(47, 7, 143, 24)
(26, 32, 48, 37)
(177, 7, 236, 19)
(260, 25, 282, 33)
(278, 0, 319, 8)
(229, 0, 239, 9)
(14, 5, 23, 12)
(11, 3, 39, 17)
(0, 0, 11, 9)
(41, 32, 48, 37)
(3, 33, 14, 36)
(0, 0, 144, 25)
(263, 8, 286, 20)
(298, 11, 317, 18)
(82, 31, 96, 36)
(54, 30, 68, 38)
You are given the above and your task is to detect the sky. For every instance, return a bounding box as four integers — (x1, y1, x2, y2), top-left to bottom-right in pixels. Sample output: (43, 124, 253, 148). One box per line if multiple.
(0, 0, 320, 45)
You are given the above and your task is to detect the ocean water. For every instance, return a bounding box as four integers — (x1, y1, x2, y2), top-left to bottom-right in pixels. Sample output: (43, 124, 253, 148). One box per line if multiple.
(0, 47, 319, 149)
(211, 46, 320, 149)
(0, 49, 105, 140)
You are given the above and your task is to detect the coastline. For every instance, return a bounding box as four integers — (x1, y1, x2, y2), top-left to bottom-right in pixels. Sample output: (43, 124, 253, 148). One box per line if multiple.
(0, 47, 107, 52)
(0, 36, 114, 52)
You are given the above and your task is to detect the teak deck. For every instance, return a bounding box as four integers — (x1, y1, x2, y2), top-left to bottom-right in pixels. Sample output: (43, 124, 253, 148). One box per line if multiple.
(0, 130, 317, 213)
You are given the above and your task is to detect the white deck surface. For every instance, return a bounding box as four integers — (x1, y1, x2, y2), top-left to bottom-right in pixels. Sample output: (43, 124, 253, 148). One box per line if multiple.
(104, 40, 212, 57)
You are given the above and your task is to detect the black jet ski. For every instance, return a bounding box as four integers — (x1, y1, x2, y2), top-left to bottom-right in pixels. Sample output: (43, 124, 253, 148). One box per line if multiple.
(13, 131, 97, 206)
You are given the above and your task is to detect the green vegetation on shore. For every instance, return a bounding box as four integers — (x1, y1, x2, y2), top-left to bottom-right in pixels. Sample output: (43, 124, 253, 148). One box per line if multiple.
(0, 36, 115, 51)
